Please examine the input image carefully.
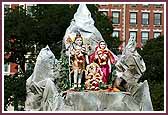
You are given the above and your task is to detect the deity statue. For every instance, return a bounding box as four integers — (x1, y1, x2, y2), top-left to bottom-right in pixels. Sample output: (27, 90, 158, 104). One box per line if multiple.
(68, 32, 89, 89)
(90, 41, 117, 85)
(85, 62, 103, 90)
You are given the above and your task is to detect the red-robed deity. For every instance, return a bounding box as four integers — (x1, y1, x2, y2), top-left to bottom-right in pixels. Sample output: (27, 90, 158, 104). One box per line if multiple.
(90, 41, 117, 84)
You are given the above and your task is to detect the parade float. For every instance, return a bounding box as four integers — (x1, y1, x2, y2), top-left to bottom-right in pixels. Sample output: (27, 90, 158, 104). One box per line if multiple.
(25, 4, 153, 111)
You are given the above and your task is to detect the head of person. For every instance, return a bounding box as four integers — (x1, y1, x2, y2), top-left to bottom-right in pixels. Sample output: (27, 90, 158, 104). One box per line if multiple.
(74, 32, 83, 46)
(98, 41, 106, 50)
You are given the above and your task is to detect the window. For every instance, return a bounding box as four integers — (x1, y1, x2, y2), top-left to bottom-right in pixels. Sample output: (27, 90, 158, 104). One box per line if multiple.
(112, 31, 120, 38)
(26, 5, 34, 16)
(25, 62, 34, 72)
(26, 4, 36, 16)
(4, 4, 10, 14)
(154, 4, 162, 8)
(129, 31, 137, 39)
(4, 63, 9, 72)
(130, 12, 137, 24)
(142, 13, 149, 25)
(142, 4, 149, 7)
(4, 63, 10, 75)
(130, 4, 137, 7)
(4, 4, 10, 9)
(112, 5, 120, 7)
(154, 13, 161, 25)
(141, 32, 149, 45)
(112, 11, 120, 24)
(154, 32, 161, 38)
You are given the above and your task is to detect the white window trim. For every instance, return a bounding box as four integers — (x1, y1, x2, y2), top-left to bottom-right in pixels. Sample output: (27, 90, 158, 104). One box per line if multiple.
(98, 9, 109, 12)
(141, 10, 150, 13)
(153, 10, 163, 13)
(129, 10, 139, 12)
(111, 9, 121, 12)
(153, 29, 162, 32)
(141, 29, 150, 31)
(129, 29, 138, 31)
(113, 28, 121, 31)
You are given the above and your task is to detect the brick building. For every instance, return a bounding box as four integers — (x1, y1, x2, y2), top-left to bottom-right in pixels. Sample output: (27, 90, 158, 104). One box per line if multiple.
(99, 4, 164, 48)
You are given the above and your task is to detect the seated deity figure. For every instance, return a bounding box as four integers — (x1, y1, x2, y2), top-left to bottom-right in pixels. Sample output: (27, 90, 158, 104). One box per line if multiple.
(85, 62, 103, 90)
(90, 41, 117, 85)
(69, 32, 89, 89)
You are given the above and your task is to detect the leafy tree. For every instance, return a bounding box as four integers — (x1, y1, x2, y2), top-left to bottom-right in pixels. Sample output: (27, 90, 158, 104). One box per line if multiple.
(138, 35, 164, 111)
(31, 4, 74, 58)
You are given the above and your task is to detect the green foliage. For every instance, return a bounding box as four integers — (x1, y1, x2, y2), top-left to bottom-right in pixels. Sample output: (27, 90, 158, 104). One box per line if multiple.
(4, 6, 36, 47)
(4, 74, 26, 111)
(55, 51, 70, 91)
(138, 35, 164, 111)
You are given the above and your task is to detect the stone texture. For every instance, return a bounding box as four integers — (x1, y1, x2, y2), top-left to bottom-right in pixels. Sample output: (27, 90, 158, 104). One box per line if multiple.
(63, 80, 153, 111)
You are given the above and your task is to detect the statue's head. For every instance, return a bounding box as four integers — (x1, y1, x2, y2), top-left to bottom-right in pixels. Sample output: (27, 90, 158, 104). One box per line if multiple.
(87, 62, 100, 74)
(74, 32, 83, 46)
(98, 41, 106, 50)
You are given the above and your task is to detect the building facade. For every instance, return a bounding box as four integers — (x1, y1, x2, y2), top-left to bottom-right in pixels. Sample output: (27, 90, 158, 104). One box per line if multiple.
(99, 4, 164, 48)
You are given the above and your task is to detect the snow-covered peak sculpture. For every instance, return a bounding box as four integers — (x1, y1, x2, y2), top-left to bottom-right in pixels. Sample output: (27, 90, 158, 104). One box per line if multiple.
(25, 46, 65, 111)
(73, 4, 94, 26)
(64, 4, 104, 55)
(28, 45, 56, 84)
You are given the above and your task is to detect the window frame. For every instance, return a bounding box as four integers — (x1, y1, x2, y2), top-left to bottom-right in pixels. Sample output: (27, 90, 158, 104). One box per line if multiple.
(154, 13, 162, 25)
(142, 12, 149, 25)
(4, 63, 10, 75)
(112, 31, 120, 38)
(130, 12, 137, 24)
(141, 31, 149, 45)
(112, 11, 120, 24)
(129, 31, 137, 40)
(153, 32, 161, 38)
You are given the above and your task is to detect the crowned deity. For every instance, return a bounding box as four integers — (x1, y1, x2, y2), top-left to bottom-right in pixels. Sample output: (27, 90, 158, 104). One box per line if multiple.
(68, 32, 89, 89)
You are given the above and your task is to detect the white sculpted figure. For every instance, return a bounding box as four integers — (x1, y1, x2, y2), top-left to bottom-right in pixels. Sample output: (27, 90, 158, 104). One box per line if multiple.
(113, 36, 146, 92)
(25, 46, 65, 111)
